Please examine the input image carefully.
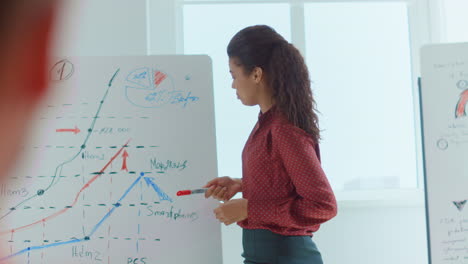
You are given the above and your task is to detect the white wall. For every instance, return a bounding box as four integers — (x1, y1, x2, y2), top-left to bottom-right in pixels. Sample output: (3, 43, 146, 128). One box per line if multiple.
(147, 0, 179, 54)
(53, 0, 148, 56)
(316, 202, 428, 264)
(52, 1, 430, 264)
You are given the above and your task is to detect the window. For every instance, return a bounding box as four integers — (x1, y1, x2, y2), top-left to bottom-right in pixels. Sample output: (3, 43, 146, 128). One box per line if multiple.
(440, 0, 468, 42)
(178, 0, 426, 193)
(183, 3, 291, 180)
(304, 2, 417, 191)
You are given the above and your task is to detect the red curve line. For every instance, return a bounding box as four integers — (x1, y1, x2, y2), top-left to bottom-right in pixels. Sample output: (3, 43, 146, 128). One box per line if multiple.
(456, 90, 468, 118)
(0, 139, 131, 236)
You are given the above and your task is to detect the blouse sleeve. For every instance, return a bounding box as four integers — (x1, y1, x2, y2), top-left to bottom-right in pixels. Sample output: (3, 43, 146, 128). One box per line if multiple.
(271, 125, 337, 228)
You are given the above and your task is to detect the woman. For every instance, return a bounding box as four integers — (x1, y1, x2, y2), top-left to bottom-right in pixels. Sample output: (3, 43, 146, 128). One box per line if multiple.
(205, 25, 337, 264)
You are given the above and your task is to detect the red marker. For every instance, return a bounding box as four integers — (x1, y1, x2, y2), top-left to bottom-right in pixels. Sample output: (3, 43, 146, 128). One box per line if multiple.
(177, 188, 208, 196)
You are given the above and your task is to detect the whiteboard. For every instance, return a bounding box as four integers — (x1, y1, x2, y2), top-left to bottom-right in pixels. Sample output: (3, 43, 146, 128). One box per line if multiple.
(0, 55, 222, 263)
(421, 43, 468, 264)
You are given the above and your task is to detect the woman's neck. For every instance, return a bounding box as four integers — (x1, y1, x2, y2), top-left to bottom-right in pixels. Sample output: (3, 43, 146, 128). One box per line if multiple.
(259, 99, 275, 113)
(257, 83, 275, 113)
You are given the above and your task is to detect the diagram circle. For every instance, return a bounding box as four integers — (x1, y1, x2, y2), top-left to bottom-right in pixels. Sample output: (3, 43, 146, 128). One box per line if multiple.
(457, 79, 468, 90)
(50, 59, 74, 81)
(437, 138, 449, 150)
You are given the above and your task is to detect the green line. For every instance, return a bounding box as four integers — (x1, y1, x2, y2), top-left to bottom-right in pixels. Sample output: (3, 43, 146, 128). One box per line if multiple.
(108, 68, 120, 86)
(0, 69, 122, 221)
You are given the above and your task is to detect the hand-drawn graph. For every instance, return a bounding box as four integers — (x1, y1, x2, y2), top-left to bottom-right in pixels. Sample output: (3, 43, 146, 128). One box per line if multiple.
(454, 80, 468, 118)
(125, 67, 199, 109)
(433, 79, 468, 150)
(421, 43, 468, 264)
(0, 56, 221, 263)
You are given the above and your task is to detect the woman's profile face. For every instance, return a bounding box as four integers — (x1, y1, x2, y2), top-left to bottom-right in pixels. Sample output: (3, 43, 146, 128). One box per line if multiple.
(229, 58, 259, 106)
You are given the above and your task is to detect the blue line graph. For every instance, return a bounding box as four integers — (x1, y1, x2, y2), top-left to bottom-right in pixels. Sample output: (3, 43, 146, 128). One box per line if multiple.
(0, 172, 171, 262)
(89, 174, 143, 237)
(2, 239, 82, 261)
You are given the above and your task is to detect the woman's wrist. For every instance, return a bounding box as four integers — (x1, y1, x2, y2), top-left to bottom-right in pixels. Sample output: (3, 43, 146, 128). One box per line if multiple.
(234, 178, 243, 192)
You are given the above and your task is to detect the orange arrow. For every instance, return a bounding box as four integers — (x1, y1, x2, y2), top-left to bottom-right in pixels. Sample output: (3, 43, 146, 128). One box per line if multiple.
(121, 150, 129, 171)
(56, 126, 80, 135)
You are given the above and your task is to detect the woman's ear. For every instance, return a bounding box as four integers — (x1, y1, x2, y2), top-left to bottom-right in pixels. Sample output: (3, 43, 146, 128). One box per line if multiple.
(252, 67, 263, 84)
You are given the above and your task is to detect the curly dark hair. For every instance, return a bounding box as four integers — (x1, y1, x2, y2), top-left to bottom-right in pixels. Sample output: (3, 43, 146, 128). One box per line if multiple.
(227, 25, 321, 142)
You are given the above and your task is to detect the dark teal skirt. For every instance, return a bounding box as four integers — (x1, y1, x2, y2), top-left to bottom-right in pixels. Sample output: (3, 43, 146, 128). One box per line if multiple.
(242, 229, 323, 264)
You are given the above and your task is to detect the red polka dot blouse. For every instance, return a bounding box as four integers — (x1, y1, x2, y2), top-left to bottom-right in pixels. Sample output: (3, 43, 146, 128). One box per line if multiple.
(238, 106, 337, 236)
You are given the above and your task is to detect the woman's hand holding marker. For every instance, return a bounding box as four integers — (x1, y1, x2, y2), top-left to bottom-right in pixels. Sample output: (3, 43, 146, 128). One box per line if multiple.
(203, 176, 242, 202)
(203, 176, 247, 225)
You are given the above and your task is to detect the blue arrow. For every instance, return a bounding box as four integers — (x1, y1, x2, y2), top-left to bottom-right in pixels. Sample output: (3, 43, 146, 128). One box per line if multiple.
(144, 177, 173, 202)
